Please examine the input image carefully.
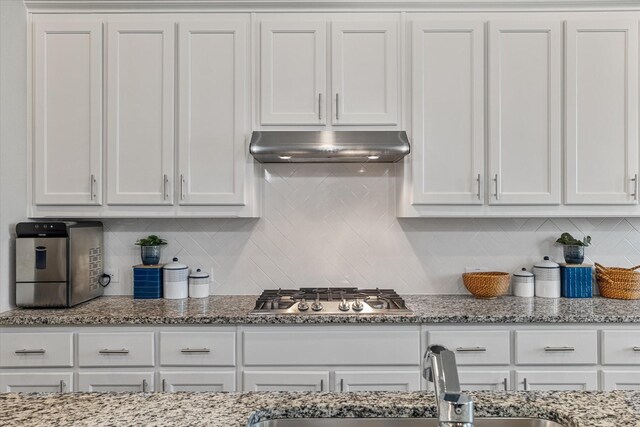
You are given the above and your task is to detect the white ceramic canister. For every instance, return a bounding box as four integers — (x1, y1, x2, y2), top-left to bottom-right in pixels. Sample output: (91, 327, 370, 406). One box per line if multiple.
(533, 256, 561, 298)
(512, 268, 535, 297)
(189, 268, 210, 298)
(163, 257, 189, 299)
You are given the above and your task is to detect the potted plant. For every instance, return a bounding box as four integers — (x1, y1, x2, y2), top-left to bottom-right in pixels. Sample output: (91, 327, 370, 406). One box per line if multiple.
(555, 232, 591, 264)
(135, 235, 167, 265)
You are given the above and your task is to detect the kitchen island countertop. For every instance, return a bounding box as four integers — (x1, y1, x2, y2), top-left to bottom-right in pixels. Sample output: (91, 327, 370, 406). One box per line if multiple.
(2, 294, 640, 326)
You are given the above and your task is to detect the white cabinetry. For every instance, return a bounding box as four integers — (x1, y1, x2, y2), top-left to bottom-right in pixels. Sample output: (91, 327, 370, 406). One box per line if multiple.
(601, 371, 640, 391)
(335, 371, 420, 392)
(565, 20, 639, 205)
(78, 372, 154, 392)
(33, 22, 103, 206)
(160, 371, 236, 392)
(411, 21, 484, 205)
(0, 372, 73, 393)
(488, 20, 561, 205)
(515, 371, 598, 391)
(243, 371, 329, 392)
(458, 370, 510, 391)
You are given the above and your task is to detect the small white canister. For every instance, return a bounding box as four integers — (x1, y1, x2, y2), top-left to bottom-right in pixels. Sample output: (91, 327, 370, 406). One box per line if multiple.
(189, 268, 210, 299)
(512, 268, 535, 297)
(163, 257, 188, 299)
(533, 256, 561, 298)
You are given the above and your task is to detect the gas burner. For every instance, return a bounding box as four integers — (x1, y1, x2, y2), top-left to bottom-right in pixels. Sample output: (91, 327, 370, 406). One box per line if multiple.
(251, 287, 413, 315)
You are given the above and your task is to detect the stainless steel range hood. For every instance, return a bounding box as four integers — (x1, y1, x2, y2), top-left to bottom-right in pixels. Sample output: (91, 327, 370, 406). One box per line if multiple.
(249, 131, 410, 163)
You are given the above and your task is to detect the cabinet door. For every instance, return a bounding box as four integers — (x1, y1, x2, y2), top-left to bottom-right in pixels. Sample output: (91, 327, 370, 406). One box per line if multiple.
(488, 21, 561, 205)
(335, 371, 420, 392)
(515, 371, 598, 391)
(178, 22, 247, 205)
(160, 371, 236, 392)
(458, 370, 511, 391)
(411, 21, 484, 204)
(331, 21, 398, 125)
(33, 22, 102, 205)
(260, 21, 326, 125)
(78, 372, 154, 392)
(243, 371, 329, 392)
(0, 372, 73, 393)
(602, 371, 640, 391)
(565, 20, 639, 205)
(106, 22, 175, 205)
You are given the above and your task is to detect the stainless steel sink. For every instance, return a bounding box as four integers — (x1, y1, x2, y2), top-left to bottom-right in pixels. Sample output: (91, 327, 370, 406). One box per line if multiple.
(250, 418, 565, 427)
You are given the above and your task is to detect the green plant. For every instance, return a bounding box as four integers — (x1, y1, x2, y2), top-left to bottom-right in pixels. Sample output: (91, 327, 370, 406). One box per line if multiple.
(555, 232, 591, 247)
(135, 235, 167, 247)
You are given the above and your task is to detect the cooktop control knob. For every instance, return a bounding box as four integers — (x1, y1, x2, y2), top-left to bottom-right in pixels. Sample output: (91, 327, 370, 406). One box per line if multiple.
(338, 299, 350, 312)
(311, 300, 323, 311)
(352, 298, 364, 312)
(297, 299, 309, 311)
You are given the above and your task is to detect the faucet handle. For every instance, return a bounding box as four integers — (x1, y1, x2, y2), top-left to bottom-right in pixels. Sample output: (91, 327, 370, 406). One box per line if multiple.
(438, 392, 474, 427)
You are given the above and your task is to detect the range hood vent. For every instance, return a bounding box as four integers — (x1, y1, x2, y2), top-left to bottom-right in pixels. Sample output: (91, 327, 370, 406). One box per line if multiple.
(249, 131, 410, 163)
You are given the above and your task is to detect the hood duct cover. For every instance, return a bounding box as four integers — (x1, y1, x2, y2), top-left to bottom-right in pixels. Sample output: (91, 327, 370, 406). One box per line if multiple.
(249, 131, 410, 163)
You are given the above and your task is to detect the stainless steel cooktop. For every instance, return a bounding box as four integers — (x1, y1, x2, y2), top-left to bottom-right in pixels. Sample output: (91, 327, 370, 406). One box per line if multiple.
(250, 288, 413, 315)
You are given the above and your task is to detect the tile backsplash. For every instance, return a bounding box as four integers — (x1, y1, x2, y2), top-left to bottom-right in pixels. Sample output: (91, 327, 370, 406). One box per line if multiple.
(103, 163, 640, 296)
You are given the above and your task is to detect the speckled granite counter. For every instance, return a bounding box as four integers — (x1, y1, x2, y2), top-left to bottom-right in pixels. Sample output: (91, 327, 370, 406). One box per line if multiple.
(2, 295, 640, 325)
(1, 390, 639, 427)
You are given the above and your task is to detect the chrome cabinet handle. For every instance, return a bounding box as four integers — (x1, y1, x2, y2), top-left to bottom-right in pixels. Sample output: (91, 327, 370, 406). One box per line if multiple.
(180, 174, 185, 201)
(90, 174, 96, 200)
(163, 174, 169, 200)
(632, 174, 639, 201)
(99, 348, 129, 354)
(162, 379, 167, 392)
(476, 174, 481, 200)
(142, 379, 148, 392)
(340, 378, 344, 392)
(494, 174, 500, 200)
(456, 346, 487, 353)
(15, 349, 46, 355)
(320, 379, 324, 392)
(632, 347, 640, 352)
(318, 93, 322, 120)
(335, 93, 339, 120)
(544, 346, 575, 352)
(59, 380, 65, 393)
(503, 378, 508, 391)
(523, 378, 528, 391)
(180, 348, 210, 354)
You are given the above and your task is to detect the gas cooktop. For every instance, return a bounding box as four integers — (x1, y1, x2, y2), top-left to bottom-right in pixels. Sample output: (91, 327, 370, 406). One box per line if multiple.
(250, 288, 413, 315)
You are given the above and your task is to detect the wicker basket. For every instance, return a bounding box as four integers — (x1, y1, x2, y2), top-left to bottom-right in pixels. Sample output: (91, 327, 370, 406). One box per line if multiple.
(462, 272, 510, 299)
(595, 263, 640, 300)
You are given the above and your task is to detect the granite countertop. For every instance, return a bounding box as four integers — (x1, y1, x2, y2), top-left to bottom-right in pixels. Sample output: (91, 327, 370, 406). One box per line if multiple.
(2, 295, 640, 326)
(1, 390, 639, 427)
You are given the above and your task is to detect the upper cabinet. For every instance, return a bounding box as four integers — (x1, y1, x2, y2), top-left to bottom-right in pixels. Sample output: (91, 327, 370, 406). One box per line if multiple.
(488, 20, 562, 205)
(259, 16, 400, 127)
(565, 20, 639, 205)
(33, 22, 103, 206)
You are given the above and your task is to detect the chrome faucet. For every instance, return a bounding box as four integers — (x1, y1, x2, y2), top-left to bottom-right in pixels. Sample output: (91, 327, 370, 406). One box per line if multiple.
(423, 344, 474, 427)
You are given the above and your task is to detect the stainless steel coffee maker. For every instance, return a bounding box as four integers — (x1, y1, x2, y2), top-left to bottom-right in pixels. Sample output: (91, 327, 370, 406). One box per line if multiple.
(15, 221, 105, 307)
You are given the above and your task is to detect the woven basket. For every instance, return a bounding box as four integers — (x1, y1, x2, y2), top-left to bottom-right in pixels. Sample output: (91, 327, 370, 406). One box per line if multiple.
(595, 263, 640, 300)
(462, 272, 510, 299)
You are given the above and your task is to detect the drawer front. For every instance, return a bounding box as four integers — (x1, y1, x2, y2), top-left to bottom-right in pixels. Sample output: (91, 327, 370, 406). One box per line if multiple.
(428, 330, 510, 365)
(0, 372, 74, 392)
(0, 333, 73, 368)
(243, 329, 420, 366)
(515, 330, 597, 365)
(78, 332, 154, 367)
(602, 331, 640, 365)
(160, 331, 236, 366)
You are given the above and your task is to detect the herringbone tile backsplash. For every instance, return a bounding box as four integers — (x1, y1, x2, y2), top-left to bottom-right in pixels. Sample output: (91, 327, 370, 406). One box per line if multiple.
(103, 164, 640, 295)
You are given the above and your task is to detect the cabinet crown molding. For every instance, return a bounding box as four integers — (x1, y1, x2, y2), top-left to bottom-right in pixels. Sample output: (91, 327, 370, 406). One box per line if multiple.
(24, 0, 640, 13)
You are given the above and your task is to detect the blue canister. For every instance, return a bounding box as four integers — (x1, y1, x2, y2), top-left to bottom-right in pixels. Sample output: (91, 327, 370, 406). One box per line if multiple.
(133, 264, 163, 299)
(560, 264, 593, 298)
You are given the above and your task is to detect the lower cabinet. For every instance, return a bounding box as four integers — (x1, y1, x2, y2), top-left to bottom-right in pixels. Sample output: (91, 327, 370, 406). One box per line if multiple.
(159, 371, 235, 392)
(458, 370, 510, 391)
(0, 372, 73, 392)
(601, 371, 640, 391)
(335, 371, 421, 392)
(243, 371, 329, 392)
(515, 371, 598, 391)
(78, 372, 154, 392)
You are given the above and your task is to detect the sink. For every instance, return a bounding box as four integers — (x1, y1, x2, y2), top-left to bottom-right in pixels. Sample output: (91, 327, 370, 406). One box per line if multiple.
(250, 418, 565, 427)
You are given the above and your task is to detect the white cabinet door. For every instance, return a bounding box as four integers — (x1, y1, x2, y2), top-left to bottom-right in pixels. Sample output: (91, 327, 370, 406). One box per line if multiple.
(335, 371, 420, 392)
(260, 21, 326, 125)
(106, 22, 175, 205)
(78, 372, 154, 392)
(515, 371, 598, 391)
(178, 21, 248, 205)
(488, 21, 561, 205)
(565, 20, 639, 205)
(602, 371, 640, 391)
(331, 21, 398, 125)
(0, 372, 73, 393)
(411, 21, 484, 204)
(160, 371, 236, 392)
(458, 370, 511, 391)
(33, 22, 102, 205)
(243, 371, 329, 392)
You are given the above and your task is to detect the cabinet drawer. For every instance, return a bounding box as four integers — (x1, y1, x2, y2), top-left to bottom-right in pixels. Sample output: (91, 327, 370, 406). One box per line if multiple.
(428, 331, 510, 365)
(0, 372, 74, 392)
(243, 329, 420, 366)
(0, 333, 73, 368)
(602, 331, 640, 365)
(515, 330, 597, 365)
(78, 332, 154, 367)
(160, 331, 235, 366)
